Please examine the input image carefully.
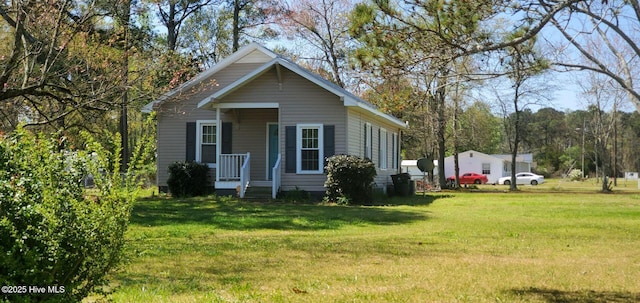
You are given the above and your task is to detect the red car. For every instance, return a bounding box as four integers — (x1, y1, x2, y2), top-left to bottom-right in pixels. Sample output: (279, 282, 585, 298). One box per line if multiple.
(446, 172, 488, 185)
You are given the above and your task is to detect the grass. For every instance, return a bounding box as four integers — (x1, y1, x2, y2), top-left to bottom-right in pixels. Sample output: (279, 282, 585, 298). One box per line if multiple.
(97, 180, 640, 302)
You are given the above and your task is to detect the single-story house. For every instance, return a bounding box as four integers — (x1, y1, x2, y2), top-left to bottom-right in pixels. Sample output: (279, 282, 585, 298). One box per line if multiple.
(143, 42, 406, 198)
(443, 150, 534, 184)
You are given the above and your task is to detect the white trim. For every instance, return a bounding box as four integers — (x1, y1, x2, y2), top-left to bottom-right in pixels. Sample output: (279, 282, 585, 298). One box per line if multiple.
(266, 122, 279, 180)
(296, 123, 324, 174)
(354, 101, 406, 128)
(196, 120, 217, 168)
(208, 102, 279, 109)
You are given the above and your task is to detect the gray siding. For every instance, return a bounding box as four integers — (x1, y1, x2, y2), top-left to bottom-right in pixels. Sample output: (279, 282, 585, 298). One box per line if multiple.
(156, 63, 263, 187)
(221, 67, 347, 192)
(346, 109, 403, 191)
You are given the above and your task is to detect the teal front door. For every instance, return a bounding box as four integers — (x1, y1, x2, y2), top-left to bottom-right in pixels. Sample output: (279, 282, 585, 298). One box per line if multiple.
(267, 123, 279, 180)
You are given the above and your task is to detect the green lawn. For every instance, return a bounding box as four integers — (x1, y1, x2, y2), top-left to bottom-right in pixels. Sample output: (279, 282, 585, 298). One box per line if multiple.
(100, 181, 640, 302)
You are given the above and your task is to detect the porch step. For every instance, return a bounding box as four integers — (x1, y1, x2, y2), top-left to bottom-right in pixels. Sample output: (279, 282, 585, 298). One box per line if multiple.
(242, 186, 273, 201)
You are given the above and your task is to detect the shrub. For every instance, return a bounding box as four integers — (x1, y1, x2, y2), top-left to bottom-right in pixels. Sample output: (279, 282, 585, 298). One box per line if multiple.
(324, 155, 376, 205)
(0, 128, 142, 302)
(167, 161, 210, 197)
(568, 169, 583, 181)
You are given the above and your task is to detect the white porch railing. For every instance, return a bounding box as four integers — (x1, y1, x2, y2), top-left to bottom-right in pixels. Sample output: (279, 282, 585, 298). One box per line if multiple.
(219, 153, 249, 181)
(239, 153, 250, 198)
(272, 153, 281, 199)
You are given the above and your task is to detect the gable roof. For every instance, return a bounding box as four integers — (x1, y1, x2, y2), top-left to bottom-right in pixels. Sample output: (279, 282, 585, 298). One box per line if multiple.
(143, 42, 406, 128)
(142, 43, 277, 113)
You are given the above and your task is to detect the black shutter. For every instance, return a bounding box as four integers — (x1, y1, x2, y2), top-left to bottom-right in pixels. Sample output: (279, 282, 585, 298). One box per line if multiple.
(323, 125, 335, 162)
(221, 122, 232, 154)
(285, 126, 296, 173)
(378, 127, 382, 165)
(323, 125, 336, 171)
(363, 123, 367, 156)
(186, 122, 196, 161)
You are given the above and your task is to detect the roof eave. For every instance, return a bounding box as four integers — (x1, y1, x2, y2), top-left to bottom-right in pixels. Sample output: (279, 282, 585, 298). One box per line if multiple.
(347, 99, 406, 128)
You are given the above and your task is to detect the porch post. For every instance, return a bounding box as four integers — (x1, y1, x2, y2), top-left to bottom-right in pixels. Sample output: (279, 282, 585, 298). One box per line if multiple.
(216, 107, 221, 183)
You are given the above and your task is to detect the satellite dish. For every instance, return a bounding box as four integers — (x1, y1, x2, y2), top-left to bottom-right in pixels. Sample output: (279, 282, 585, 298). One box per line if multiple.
(417, 157, 434, 172)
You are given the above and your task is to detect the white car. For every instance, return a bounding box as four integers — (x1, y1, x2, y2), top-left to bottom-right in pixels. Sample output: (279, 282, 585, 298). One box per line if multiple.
(498, 172, 544, 185)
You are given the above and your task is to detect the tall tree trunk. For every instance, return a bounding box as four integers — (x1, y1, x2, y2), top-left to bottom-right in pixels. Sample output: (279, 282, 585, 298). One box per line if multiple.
(166, 3, 178, 51)
(436, 78, 447, 189)
(232, 0, 241, 52)
(120, 0, 131, 171)
(510, 90, 520, 191)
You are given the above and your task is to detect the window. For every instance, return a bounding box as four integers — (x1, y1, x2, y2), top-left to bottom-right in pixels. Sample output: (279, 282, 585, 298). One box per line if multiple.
(196, 120, 216, 167)
(391, 133, 398, 169)
(379, 128, 388, 169)
(364, 123, 372, 159)
(482, 163, 491, 175)
(297, 124, 323, 174)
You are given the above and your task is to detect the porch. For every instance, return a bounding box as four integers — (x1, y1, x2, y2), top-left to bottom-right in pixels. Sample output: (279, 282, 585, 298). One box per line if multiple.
(208, 105, 281, 198)
(216, 153, 281, 199)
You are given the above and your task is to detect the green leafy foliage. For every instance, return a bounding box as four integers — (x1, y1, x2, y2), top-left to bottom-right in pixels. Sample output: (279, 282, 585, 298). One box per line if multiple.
(167, 162, 210, 197)
(324, 155, 376, 205)
(0, 127, 140, 302)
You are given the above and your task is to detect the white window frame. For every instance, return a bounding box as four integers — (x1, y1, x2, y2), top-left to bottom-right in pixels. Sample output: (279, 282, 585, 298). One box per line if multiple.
(296, 123, 324, 174)
(364, 122, 372, 159)
(391, 132, 399, 170)
(196, 120, 217, 168)
(482, 163, 491, 175)
(379, 128, 388, 169)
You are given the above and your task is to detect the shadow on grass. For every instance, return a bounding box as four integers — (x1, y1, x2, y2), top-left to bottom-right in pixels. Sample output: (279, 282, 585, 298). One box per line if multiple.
(509, 287, 640, 303)
(130, 194, 446, 231)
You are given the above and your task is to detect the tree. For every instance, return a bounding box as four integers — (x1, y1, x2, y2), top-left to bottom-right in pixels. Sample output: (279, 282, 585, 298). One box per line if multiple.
(528, 107, 568, 175)
(455, 101, 502, 155)
(350, 0, 504, 188)
(619, 111, 640, 174)
(499, 32, 549, 191)
(0, 0, 122, 134)
(277, 0, 355, 88)
(579, 72, 625, 191)
(226, 0, 279, 52)
(545, 0, 640, 112)
(180, 4, 233, 67)
(150, 0, 217, 51)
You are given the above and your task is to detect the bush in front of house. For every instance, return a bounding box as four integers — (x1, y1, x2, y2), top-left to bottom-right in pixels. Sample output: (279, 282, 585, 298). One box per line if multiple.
(0, 128, 140, 303)
(167, 161, 210, 197)
(324, 155, 377, 205)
